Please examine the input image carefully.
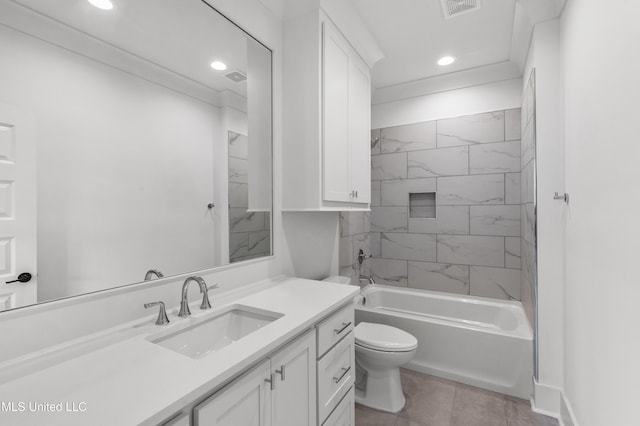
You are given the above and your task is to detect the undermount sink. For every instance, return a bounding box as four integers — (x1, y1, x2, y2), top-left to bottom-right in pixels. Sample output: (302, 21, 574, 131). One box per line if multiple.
(149, 305, 283, 359)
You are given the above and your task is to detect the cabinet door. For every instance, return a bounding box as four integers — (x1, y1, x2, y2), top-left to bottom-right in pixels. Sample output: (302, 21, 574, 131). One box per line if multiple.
(348, 56, 371, 204)
(194, 360, 272, 426)
(271, 331, 316, 426)
(322, 22, 352, 203)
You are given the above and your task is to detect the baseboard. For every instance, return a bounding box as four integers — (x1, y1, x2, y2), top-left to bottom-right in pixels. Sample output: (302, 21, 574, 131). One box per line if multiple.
(531, 380, 579, 426)
(531, 380, 562, 416)
(559, 392, 579, 426)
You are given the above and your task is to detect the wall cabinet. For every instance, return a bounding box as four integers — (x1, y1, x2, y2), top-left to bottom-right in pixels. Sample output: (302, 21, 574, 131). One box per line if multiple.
(283, 10, 371, 211)
(193, 331, 316, 426)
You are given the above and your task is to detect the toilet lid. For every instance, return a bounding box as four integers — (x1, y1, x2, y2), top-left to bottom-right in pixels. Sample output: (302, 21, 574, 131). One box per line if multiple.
(355, 322, 418, 352)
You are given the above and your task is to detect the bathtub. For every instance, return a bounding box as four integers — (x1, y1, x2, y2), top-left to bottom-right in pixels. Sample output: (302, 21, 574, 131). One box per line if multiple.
(355, 284, 533, 399)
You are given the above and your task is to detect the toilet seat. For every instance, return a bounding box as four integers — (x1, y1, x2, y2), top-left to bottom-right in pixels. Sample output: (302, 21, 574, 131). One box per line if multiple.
(355, 322, 418, 352)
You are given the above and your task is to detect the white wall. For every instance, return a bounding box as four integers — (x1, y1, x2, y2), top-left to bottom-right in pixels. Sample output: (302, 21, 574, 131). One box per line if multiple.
(0, 26, 221, 301)
(521, 19, 566, 409)
(372, 78, 522, 129)
(560, 1, 640, 424)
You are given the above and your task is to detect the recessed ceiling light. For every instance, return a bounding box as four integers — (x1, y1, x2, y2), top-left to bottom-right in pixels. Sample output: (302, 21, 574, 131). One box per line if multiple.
(210, 61, 227, 71)
(437, 56, 456, 66)
(88, 0, 114, 10)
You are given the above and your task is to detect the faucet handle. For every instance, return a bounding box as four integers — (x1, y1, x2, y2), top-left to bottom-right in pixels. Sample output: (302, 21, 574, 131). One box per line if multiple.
(200, 283, 219, 310)
(144, 301, 170, 325)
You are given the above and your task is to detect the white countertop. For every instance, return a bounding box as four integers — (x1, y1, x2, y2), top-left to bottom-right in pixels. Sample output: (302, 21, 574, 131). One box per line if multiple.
(0, 276, 359, 426)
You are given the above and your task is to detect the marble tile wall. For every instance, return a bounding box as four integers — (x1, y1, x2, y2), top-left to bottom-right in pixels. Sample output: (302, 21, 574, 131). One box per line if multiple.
(521, 73, 537, 327)
(366, 109, 523, 301)
(338, 211, 371, 285)
(228, 131, 271, 263)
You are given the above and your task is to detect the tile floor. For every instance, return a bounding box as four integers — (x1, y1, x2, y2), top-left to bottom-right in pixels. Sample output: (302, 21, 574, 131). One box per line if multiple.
(355, 369, 558, 426)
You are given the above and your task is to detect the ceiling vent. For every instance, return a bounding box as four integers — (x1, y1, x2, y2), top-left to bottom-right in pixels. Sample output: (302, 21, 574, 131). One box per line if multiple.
(440, 0, 481, 19)
(225, 70, 247, 83)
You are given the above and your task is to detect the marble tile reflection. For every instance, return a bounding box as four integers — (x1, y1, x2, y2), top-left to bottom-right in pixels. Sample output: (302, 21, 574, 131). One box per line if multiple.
(228, 182, 248, 208)
(228, 157, 248, 184)
(229, 232, 249, 261)
(229, 209, 264, 233)
(228, 131, 248, 159)
(248, 230, 270, 256)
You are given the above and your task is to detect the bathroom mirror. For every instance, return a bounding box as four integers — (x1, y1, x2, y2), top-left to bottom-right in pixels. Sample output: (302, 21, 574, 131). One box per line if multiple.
(0, 0, 273, 312)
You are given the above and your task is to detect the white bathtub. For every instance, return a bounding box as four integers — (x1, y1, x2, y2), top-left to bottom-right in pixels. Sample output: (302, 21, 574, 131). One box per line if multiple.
(355, 284, 533, 399)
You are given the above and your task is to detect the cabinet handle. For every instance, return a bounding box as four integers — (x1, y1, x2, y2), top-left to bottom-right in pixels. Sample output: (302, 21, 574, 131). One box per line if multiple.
(275, 365, 285, 381)
(265, 373, 275, 390)
(333, 322, 351, 335)
(333, 366, 351, 383)
(355, 191, 358, 198)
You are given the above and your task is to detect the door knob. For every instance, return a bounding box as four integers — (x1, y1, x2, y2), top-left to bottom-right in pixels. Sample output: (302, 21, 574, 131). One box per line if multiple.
(6, 272, 32, 284)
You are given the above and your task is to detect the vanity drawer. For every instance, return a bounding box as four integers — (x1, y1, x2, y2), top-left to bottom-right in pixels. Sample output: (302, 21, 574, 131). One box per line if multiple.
(317, 331, 354, 423)
(316, 304, 354, 358)
(322, 386, 354, 426)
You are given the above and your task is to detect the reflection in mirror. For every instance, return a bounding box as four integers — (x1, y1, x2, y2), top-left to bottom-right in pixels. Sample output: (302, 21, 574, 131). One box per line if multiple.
(0, 0, 272, 312)
(228, 132, 271, 263)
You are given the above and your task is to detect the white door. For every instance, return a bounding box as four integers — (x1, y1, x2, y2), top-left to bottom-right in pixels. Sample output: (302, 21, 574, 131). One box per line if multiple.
(322, 22, 351, 203)
(271, 331, 316, 426)
(348, 56, 371, 204)
(194, 360, 272, 426)
(0, 104, 36, 311)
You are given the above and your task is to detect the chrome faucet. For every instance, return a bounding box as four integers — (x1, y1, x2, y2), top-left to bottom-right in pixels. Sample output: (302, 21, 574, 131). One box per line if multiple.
(178, 276, 218, 318)
(144, 269, 164, 281)
(359, 275, 375, 285)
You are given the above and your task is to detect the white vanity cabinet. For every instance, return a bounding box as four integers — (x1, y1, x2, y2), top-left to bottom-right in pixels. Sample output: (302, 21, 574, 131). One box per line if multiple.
(193, 331, 316, 426)
(160, 302, 356, 426)
(283, 10, 371, 211)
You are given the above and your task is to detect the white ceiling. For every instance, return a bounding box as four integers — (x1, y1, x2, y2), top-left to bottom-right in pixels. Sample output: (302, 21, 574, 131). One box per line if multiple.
(349, 0, 564, 89)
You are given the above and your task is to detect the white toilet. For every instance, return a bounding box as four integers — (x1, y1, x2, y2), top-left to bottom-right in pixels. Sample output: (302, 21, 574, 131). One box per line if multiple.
(354, 322, 418, 413)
